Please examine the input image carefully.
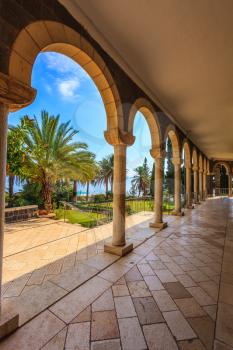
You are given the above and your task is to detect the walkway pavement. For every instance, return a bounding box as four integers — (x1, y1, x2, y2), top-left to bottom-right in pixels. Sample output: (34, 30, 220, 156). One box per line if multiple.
(1, 198, 233, 349)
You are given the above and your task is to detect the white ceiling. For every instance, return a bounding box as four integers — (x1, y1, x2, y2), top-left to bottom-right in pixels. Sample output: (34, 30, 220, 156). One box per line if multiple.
(59, 0, 233, 160)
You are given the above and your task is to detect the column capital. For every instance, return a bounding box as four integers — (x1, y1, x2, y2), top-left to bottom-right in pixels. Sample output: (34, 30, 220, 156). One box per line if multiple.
(199, 168, 203, 173)
(104, 128, 135, 146)
(172, 157, 182, 166)
(150, 147, 165, 160)
(0, 72, 36, 111)
(192, 165, 198, 171)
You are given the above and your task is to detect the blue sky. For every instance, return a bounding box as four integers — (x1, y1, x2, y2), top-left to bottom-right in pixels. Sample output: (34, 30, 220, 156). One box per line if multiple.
(9, 52, 153, 194)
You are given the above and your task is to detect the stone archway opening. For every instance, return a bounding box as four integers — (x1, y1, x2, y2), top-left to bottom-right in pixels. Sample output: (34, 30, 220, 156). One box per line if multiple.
(8, 20, 123, 132)
(213, 163, 230, 196)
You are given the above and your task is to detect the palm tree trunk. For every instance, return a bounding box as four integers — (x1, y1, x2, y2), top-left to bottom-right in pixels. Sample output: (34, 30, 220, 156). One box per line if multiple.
(86, 182, 89, 202)
(42, 181, 52, 212)
(8, 175, 15, 201)
(105, 177, 109, 199)
(73, 180, 77, 202)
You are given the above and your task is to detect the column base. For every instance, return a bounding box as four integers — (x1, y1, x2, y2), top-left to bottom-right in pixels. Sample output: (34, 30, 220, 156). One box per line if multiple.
(104, 242, 133, 256)
(149, 222, 168, 229)
(0, 306, 19, 340)
(186, 205, 195, 209)
(171, 210, 184, 216)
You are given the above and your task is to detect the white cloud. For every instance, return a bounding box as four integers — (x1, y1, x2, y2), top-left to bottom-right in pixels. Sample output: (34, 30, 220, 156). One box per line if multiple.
(58, 79, 80, 99)
(39, 52, 89, 100)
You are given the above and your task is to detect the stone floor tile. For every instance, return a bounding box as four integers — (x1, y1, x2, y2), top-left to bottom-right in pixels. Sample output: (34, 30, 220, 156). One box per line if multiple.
(148, 260, 166, 271)
(143, 275, 164, 291)
(50, 276, 111, 323)
(178, 339, 206, 349)
(199, 280, 219, 302)
(0, 310, 65, 350)
(163, 310, 196, 340)
(159, 254, 173, 262)
(145, 252, 160, 261)
(137, 263, 155, 276)
(71, 306, 91, 323)
(118, 317, 147, 350)
(216, 302, 233, 347)
(127, 280, 151, 297)
(155, 269, 177, 283)
(188, 316, 215, 350)
(114, 296, 137, 318)
(65, 322, 90, 350)
(187, 286, 215, 306)
(152, 290, 178, 312)
(163, 282, 192, 299)
(165, 262, 184, 275)
(179, 263, 197, 272)
(214, 339, 233, 350)
(5, 280, 67, 326)
(42, 327, 67, 350)
(219, 282, 233, 306)
(187, 270, 210, 283)
(176, 274, 197, 287)
(83, 252, 119, 270)
(124, 266, 143, 282)
(175, 298, 206, 318)
(92, 289, 114, 312)
(91, 310, 119, 341)
(133, 296, 164, 324)
(203, 305, 217, 321)
(112, 284, 129, 297)
(143, 323, 178, 349)
(91, 339, 121, 350)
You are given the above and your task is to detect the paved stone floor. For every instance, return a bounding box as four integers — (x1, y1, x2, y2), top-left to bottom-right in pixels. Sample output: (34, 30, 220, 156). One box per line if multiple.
(1, 198, 233, 349)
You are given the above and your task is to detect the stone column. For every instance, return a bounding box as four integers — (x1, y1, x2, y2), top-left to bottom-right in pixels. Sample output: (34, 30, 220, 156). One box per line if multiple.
(228, 174, 232, 197)
(193, 166, 199, 203)
(104, 130, 134, 256)
(172, 158, 183, 215)
(0, 104, 8, 301)
(199, 169, 203, 201)
(203, 171, 207, 200)
(149, 149, 167, 229)
(0, 72, 36, 339)
(185, 162, 193, 208)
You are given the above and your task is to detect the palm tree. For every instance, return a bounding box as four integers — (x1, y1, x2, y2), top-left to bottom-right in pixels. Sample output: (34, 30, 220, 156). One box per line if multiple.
(131, 161, 150, 197)
(17, 111, 96, 211)
(95, 154, 114, 197)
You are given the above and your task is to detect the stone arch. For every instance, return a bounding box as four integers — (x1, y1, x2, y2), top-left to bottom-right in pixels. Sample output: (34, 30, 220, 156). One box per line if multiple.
(128, 98, 162, 149)
(182, 140, 191, 167)
(199, 154, 203, 171)
(164, 125, 180, 159)
(213, 161, 231, 175)
(192, 148, 198, 167)
(7, 20, 123, 131)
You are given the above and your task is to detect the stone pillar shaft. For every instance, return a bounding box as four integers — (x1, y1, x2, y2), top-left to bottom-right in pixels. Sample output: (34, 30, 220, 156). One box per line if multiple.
(112, 144, 126, 246)
(149, 151, 167, 229)
(193, 167, 199, 203)
(172, 158, 182, 215)
(0, 104, 8, 305)
(199, 170, 203, 201)
(186, 165, 192, 207)
(203, 171, 207, 200)
(228, 174, 232, 197)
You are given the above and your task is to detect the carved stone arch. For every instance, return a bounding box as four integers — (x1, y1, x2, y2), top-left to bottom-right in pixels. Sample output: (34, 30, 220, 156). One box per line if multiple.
(199, 153, 203, 171)
(164, 124, 181, 159)
(7, 20, 123, 131)
(128, 97, 162, 150)
(182, 139, 191, 167)
(192, 148, 198, 167)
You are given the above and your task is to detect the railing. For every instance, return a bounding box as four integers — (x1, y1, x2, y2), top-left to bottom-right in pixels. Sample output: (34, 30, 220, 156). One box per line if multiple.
(55, 194, 177, 227)
(209, 188, 230, 197)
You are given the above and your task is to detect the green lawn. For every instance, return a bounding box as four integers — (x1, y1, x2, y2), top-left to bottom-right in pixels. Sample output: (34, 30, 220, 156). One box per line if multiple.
(55, 209, 107, 227)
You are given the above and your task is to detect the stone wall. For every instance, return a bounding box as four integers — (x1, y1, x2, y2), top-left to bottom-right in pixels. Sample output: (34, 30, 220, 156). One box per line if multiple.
(5, 205, 38, 223)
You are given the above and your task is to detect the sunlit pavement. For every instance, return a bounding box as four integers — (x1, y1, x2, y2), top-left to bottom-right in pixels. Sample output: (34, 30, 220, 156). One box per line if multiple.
(2, 198, 233, 349)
